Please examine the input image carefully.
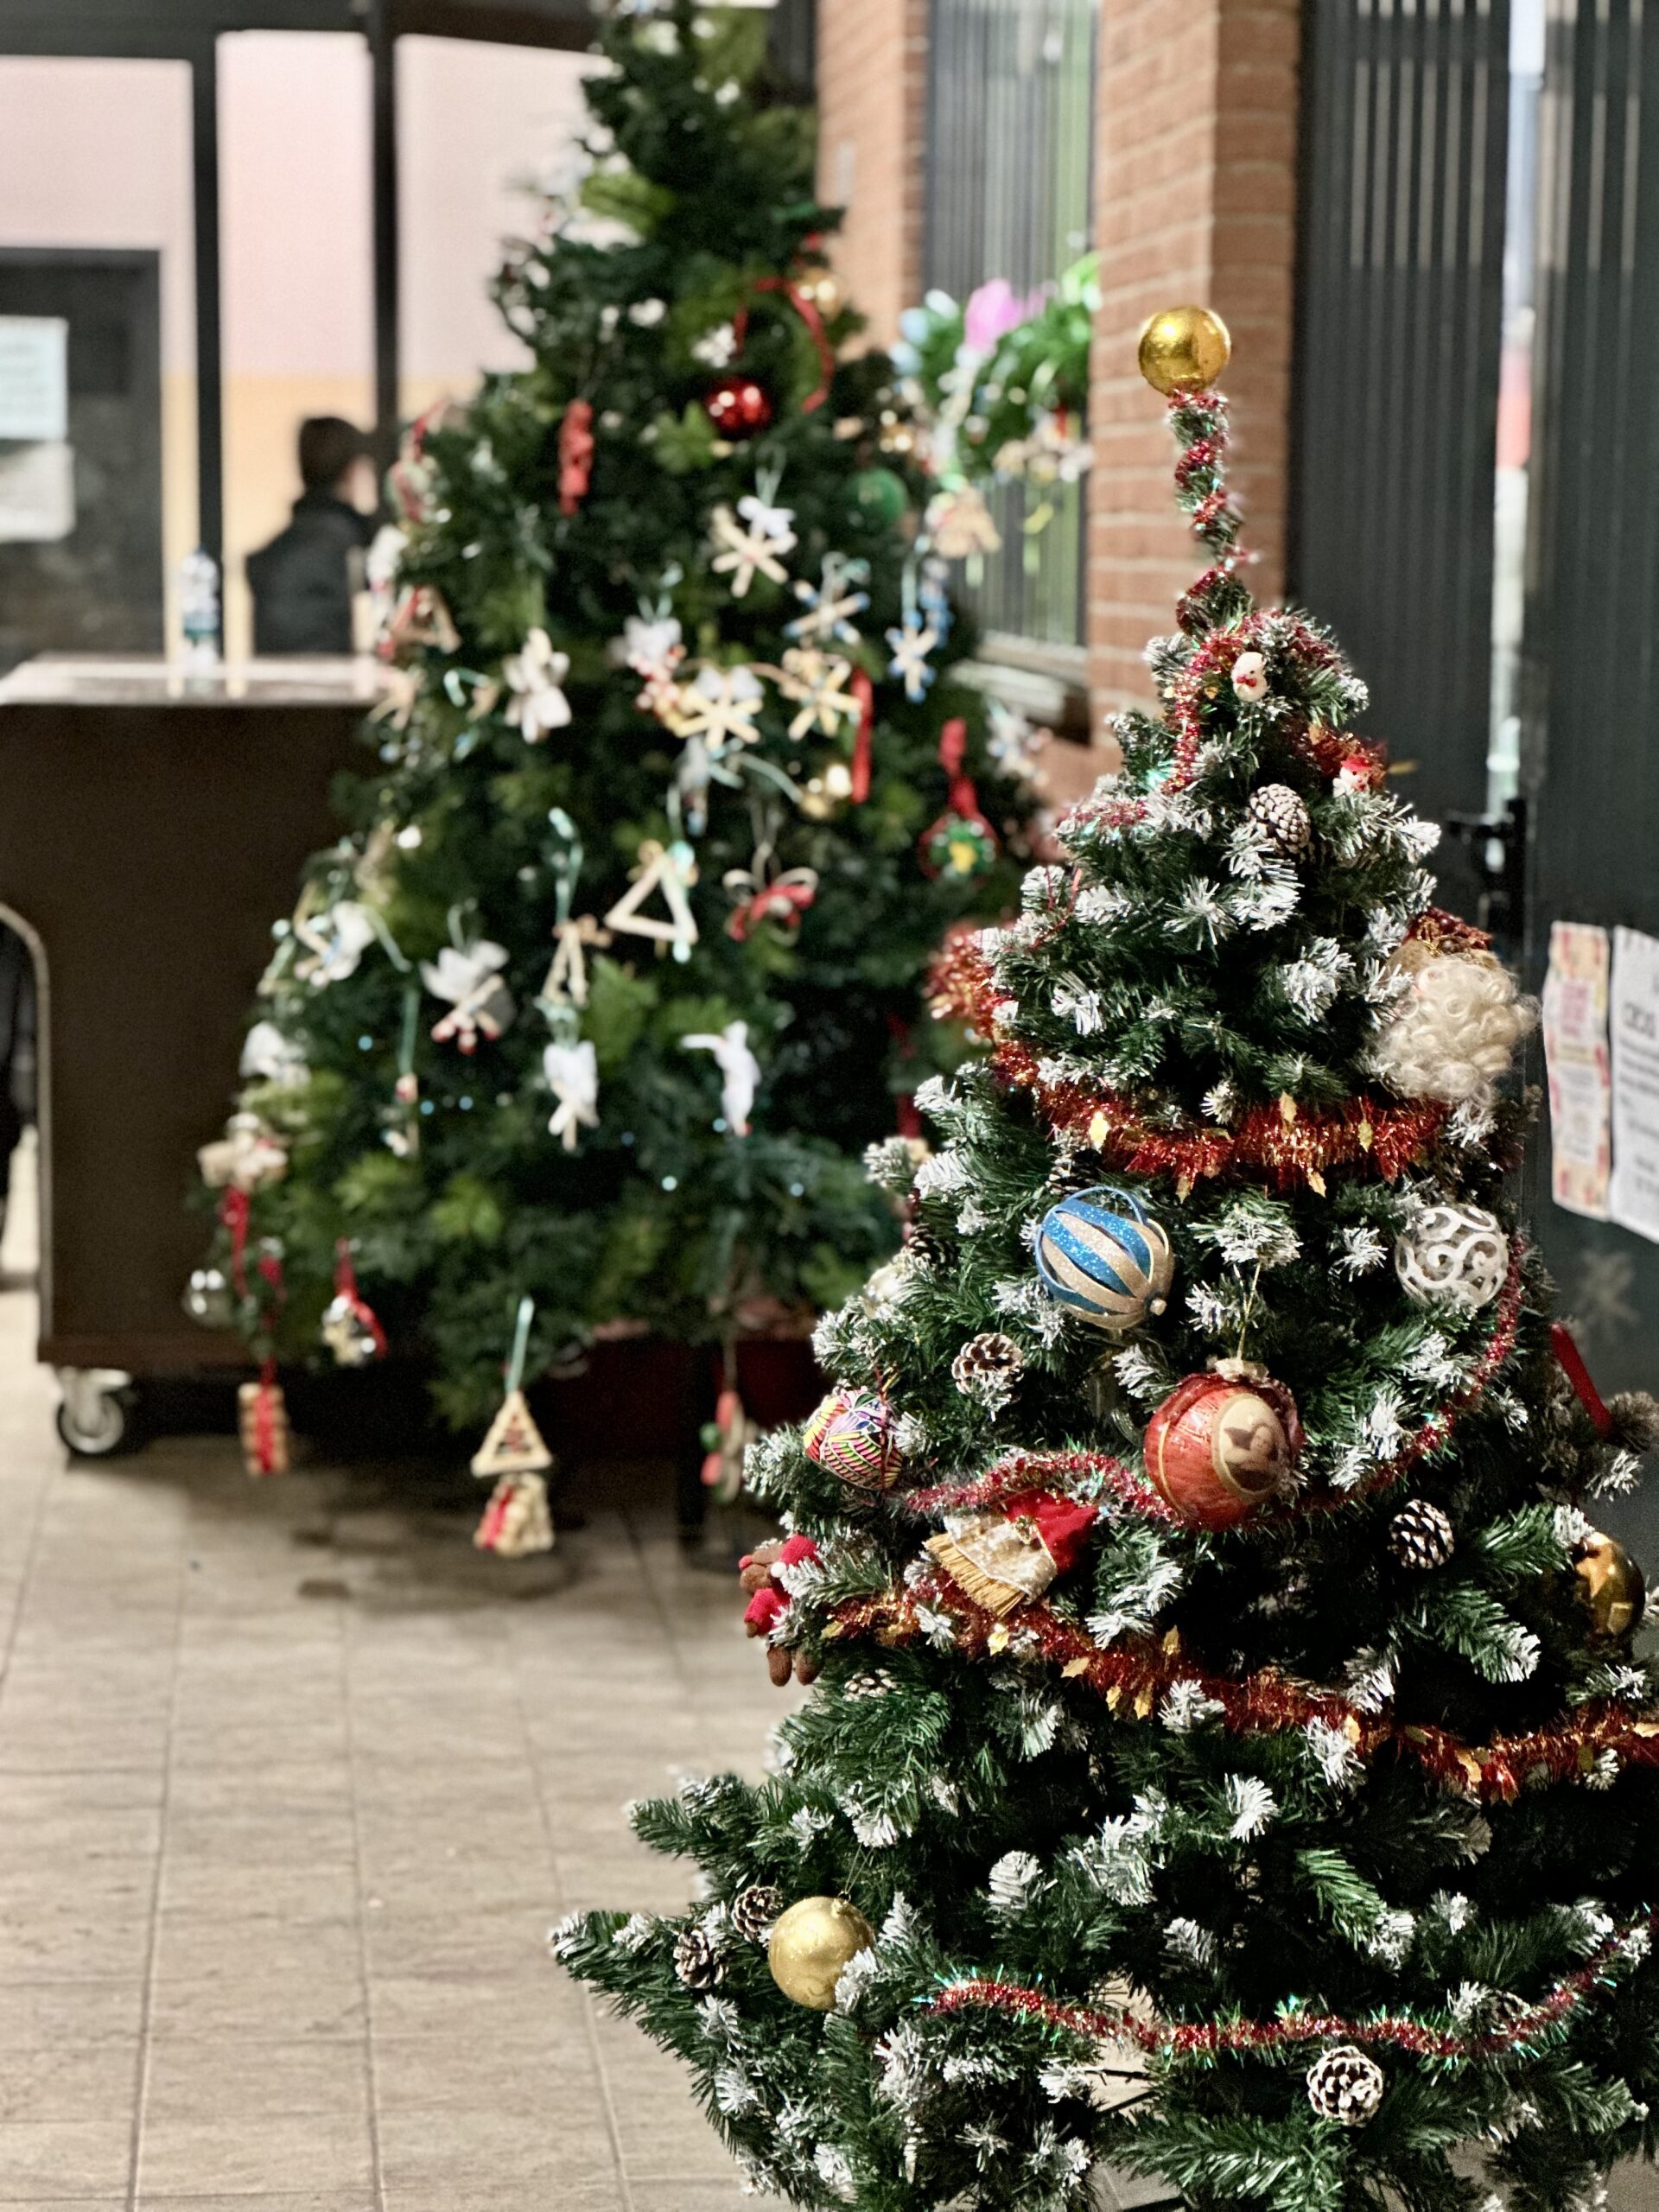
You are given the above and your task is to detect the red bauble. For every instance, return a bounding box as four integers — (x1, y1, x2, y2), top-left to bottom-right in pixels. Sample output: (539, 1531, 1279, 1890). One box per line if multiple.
(704, 375, 772, 438)
(1143, 1359, 1303, 1529)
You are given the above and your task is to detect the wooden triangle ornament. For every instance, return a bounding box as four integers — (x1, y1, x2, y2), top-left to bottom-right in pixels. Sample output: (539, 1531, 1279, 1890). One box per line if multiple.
(470, 1386, 552, 1478)
(603, 839, 699, 961)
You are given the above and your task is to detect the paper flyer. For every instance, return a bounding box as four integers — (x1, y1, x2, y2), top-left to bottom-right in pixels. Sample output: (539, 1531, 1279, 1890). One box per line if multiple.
(1609, 925, 1659, 1244)
(1541, 920, 1611, 1219)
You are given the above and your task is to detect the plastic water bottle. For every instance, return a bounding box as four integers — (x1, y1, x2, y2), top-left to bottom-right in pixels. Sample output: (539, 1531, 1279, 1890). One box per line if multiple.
(178, 547, 221, 671)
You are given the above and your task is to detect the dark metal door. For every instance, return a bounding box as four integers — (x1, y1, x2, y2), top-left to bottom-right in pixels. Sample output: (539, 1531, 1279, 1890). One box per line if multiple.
(0, 250, 165, 674)
(1290, 0, 1511, 922)
(1522, 0, 1659, 1415)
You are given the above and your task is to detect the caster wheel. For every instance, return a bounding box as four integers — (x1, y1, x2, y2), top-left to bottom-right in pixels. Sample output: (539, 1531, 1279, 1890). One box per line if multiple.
(54, 1368, 140, 1458)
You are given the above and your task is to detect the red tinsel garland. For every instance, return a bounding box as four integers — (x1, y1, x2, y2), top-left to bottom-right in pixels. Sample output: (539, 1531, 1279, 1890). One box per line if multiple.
(931, 935, 1446, 1190)
(926, 1919, 1656, 2064)
(824, 1573, 1659, 1802)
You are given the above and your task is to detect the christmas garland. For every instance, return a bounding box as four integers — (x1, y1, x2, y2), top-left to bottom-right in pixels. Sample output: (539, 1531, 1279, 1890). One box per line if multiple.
(824, 1577, 1659, 1802)
(925, 1916, 1656, 2065)
(930, 937, 1446, 1191)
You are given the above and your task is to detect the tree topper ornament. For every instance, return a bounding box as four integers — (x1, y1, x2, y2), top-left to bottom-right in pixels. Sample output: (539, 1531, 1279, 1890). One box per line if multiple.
(683, 1019, 760, 1135)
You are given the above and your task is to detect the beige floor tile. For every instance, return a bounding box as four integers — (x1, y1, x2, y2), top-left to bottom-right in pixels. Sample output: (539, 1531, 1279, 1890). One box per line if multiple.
(137, 2112, 375, 2197)
(0, 2119, 135, 2198)
(143, 2037, 371, 2123)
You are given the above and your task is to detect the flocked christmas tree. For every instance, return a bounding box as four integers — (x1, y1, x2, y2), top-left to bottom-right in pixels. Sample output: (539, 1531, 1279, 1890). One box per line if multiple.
(556, 314, 1659, 2211)
(191, 0, 1039, 1491)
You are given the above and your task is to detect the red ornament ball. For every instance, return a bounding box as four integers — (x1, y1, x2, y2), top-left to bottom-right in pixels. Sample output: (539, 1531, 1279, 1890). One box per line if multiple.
(703, 376, 772, 439)
(1143, 1359, 1303, 1529)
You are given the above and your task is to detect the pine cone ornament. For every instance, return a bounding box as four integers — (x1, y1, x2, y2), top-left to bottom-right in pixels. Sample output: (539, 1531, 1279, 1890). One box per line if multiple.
(906, 1222, 955, 1274)
(1306, 2044, 1385, 2126)
(1246, 783, 1312, 853)
(951, 1332, 1025, 1408)
(1388, 1497, 1455, 1570)
(731, 1884, 784, 1943)
(672, 1923, 725, 1989)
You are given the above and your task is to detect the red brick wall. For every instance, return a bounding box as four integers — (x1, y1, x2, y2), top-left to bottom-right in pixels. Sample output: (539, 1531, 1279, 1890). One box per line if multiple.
(1086, 0, 1302, 725)
(815, 0, 929, 347)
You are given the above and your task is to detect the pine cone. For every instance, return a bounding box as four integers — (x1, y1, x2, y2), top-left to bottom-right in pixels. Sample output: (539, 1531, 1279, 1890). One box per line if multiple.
(842, 1670, 891, 1700)
(1246, 782, 1312, 853)
(905, 1222, 955, 1274)
(672, 1923, 725, 1990)
(730, 1884, 784, 1943)
(951, 1332, 1025, 1407)
(1306, 2044, 1385, 2126)
(1388, 1497, 1455, 1570)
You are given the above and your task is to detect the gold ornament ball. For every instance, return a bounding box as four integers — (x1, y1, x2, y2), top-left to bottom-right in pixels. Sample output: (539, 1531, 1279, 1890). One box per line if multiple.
(1574, 1530, 1646, 1641)
(1137, 305, 1232, 396)
(766, 1895, 874, 2010)
(798, 267, 848, 322)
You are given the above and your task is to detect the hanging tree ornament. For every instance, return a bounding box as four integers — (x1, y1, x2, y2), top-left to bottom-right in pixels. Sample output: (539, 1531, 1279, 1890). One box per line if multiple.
(556, 396, 594, 517)
(951, 1331, 1025, 1411)
(723, 813, 817, 943)
(604, 838, 700, 963)
(786, 553, 870, 645)
(240, 1020, 308, 1090)
(768, 646, 861, 741)
(198, 1113, 288, 1196)
(1305, 2045, 1386, 2128)
(383, 985, 422, 1158)
(709, 490, 798, 598)
(700, 1380, 759, 1506)
(238, 1364, 289, 1479)
(501, 627, 572, 742)
(1034, 1185, 1175, 1332)
(1573, 1529, 1646, 1640)
(803, 1386, 900, 1492)
(621, 610, 684, 684)
(702, 374, 772, 439)
(925, 484, 1001, 560)
(1230, 649, 1269, 702)
(1394, 1200, 1510, 1311)
(182, 1266, 233, 1330)
(537, 806, 612, 1014)
(472, 1295, 556, 1559)
(543, 1039, 599, 1151)
(766, 1897, 874, 2011)
(1246, 783, 1312, 854)
(683, 1019, 760, 1135)
(920, 717, 999, 880)
(321, 1241, 386, 1368)
(1373, 910, 1535, 1109)
(423, 919, 515, 1052)
(674, 663, 766, 753)
(292, 896, 378, 986)
(927, 1491, 1098, 1618)
(1389, 1496, 1456, 1570)
(1144, 1358, 1303, 1529)
(886, 611, 940, 703)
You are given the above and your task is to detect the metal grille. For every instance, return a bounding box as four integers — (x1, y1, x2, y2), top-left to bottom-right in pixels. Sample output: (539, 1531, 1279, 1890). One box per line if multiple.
(924, 0, 1096, 653)
(1522, 0, 1659, 1399)
(1291, 0, 1510, 914)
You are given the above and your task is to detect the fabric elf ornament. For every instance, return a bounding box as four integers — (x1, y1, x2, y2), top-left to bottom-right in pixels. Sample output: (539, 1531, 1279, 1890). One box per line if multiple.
(471, 1296, 555, 1557)
(920, 718, 998, 880)
(926, 1492, 1097, 1617)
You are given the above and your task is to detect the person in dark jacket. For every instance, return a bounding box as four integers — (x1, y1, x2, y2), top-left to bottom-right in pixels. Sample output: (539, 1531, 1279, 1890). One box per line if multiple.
(247, 416, 377, 655)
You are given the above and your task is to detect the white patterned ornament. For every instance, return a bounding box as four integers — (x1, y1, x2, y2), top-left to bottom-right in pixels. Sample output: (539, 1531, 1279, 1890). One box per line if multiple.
(1394, 1201, 1509, 1312)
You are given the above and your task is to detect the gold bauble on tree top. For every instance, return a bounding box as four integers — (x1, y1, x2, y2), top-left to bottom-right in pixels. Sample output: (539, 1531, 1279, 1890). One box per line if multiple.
(1137, 305, 1232, 395)
(766, 1895, 874, 2010)
(1574, 1529, 1647, 1640)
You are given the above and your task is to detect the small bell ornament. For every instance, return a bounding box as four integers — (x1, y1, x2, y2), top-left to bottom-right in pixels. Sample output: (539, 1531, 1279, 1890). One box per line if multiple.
(1245, 783, 1312, 854)
(1143, 1359, 1302, 1529)
(1034, 1185, 1174, 1332)
(766, 1896, 874, 2010)
(1395, 1201, 1509, 1312)
(803, 1388, 900, 1491)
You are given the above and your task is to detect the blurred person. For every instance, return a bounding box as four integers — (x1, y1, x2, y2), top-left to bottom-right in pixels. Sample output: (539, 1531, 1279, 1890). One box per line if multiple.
(247, 416, 377, 655)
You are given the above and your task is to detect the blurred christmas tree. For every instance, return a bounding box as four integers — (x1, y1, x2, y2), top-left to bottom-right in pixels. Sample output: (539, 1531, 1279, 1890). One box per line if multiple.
(556, 314, 1659, 2210)
(194, 0, 1041, 1465)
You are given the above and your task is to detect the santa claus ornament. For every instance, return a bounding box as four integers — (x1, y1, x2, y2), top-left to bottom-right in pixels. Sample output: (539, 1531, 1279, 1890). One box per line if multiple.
(1144, 1358, 1302, 1529)
(926, 1491, 1097, 1616)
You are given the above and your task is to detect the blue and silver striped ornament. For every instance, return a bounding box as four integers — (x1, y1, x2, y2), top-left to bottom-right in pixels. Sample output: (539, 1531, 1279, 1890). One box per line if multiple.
(1034, 1185, 1174, 1333)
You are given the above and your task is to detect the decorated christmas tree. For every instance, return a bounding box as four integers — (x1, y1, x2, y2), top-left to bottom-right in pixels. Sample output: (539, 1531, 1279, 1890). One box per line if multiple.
(192, 1, 1039, 1493)
(555, 315, 1659, 2211)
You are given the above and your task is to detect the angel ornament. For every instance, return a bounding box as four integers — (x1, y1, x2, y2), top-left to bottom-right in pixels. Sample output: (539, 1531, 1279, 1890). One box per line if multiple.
(543, 1040, 600, 1151)
(293, 897, 379, 987)
(683, 1019, 761, 1136)
(423, 931, 515, 1052)
(502, 627, 572, 741)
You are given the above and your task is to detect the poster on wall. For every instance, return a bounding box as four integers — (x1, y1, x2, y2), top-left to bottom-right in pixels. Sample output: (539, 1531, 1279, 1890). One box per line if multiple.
(1541, 920, 1611, 1219)
(0, 316, 68, 442)
(1609, 925, 1659, 1245)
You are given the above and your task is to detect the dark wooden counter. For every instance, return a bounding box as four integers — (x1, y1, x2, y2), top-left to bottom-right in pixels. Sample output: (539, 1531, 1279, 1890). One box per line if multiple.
(0, 656, 375, 1374)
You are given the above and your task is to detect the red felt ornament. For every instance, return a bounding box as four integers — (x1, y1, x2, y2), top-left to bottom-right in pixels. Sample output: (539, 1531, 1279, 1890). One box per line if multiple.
(704, 376, 772, 439)
(926, 1491, 1097, 1616)
(919, 717, 998, 880)
(739, 1534, 823, 1685)
(1143, 1358, 1303, 1529)
(557, 397, 594, 517)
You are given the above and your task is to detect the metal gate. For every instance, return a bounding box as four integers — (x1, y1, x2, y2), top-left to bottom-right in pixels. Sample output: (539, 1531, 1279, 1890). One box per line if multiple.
(1290, 0, 1512, 921)
(1522, 0, 1659, 1405)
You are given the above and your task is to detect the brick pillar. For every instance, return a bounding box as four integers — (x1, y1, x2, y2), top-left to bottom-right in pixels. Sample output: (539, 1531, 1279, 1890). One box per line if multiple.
(815, 0, 929, 348)
(1084, 0, 1302, 750)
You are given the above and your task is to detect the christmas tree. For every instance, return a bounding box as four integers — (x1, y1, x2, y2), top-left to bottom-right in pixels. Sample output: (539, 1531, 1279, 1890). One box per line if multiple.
(555, 314, 1659, 2212)
(194, 1, 1038, 1459)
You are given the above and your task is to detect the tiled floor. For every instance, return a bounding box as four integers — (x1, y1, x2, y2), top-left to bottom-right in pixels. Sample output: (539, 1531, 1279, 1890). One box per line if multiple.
(0, 1159, 795, 2209)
